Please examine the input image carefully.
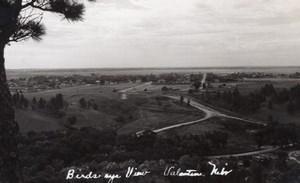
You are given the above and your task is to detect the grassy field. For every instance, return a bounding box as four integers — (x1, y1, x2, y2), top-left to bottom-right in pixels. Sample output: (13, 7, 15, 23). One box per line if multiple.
(23, 82, 141, 100)
(17, 83, 203, 133)
(127, 84, 192, 94)
(15, 109, 62, 133)
(17, 83, 140, 133)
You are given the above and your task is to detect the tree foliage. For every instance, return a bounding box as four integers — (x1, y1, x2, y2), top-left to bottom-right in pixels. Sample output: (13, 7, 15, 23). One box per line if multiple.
(0, 0, 95, 44)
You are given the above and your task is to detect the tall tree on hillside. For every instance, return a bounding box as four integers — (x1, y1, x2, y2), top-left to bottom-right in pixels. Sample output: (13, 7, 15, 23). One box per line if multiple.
(0, 1, 95, 182)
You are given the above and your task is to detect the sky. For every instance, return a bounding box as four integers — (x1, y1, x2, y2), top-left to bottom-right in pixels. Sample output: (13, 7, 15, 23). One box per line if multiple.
(5, 0, 300, 69)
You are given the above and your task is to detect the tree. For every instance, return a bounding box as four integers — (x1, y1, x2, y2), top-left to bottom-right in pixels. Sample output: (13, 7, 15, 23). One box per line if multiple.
(267, 115, 273, 123)
(92, 103, 98, 110)
(38, 98, 46, 109)
(287, 101, 295, 114)
(193, 81, 201, 92)
(55, 93, 64, 110)
(268, 101, 273, 109)
(161, 86, 169, 92)
(0, 1, 95, 182)
(180, 95, 184, 105)
(67, 116, 77, 125)
(187, 99, 190, 107)
(32, 97, 37, 105)
(79, 97, 87, 108)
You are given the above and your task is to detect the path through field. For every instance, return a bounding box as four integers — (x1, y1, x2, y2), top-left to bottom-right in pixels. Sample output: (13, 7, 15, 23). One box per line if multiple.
(150, 95, 266, 133)
(120, 81, 279, 158)
(119, 82, 152, 93)
(122, 82, 266, 134)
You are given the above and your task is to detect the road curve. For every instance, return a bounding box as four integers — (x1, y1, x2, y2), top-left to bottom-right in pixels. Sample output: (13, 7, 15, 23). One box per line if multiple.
(122, 83, 266, 134)
(122, 82, 277, 157)
(289, 151, 300, 164)
(207, 146, 279, 159)
(151, 95, 266, 134)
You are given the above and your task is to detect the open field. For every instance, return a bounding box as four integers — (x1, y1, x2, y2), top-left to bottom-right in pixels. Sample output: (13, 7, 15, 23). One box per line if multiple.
(17, 83, 203, 133)
(15, 109, 62, 133)
(23, 82, 141, 100)
(129, 84, 192, 93)
(15, 76, 300, 133)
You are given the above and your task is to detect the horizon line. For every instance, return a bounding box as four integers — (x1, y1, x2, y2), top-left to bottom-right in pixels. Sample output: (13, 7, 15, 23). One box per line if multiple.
(6, 65, 300, 70)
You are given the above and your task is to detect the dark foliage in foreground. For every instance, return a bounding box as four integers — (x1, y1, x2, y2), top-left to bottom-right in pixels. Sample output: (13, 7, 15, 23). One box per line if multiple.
(17, 126, 300, 183)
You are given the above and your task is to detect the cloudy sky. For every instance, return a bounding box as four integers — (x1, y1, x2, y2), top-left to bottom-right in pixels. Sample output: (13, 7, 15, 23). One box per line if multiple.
(5, 0, 300, 69)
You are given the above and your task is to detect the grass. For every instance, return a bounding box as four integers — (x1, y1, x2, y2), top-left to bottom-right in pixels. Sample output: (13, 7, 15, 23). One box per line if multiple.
(17, 83, 204, 134)
(117, 94, 205, 134)
(15, 109, 62, 133)
(23, 82, 141, 100)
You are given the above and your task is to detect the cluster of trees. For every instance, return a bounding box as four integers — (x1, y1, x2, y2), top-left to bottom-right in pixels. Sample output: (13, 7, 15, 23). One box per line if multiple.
(79, 97, 98, 110)
(12, 91, 29, 109)
(189, 73, 206, 92)
(12, 92, 66, 114)
(18, 127, 298, 183)
(116, 130, 229, 162)
(179, 95, 190, 107)
(48, 94, 64, 112)
(189, 73, 203, 82)
(206, 72, 236, 82)
(37, 98, 46, 109)
(30, 94, 66, 117)
(202, 87, 266, 114)
(287, 84, 300, 114)
(257, 83, 300, 114)
(255, 123, 300, 148)
(19, 127, 116, 182)
(66, 116, 77, 125)
(190, 82, 207, 93)
(197, 83, 300, 115)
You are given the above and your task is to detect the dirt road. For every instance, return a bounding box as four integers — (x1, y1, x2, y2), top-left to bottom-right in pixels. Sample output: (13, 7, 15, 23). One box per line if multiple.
(289, 151, 300, 164)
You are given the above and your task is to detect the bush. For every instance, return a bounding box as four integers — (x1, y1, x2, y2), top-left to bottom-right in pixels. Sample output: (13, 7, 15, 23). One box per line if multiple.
(92, 103, 98, 110)
(115, 115, 125, 123)
(287, 102, 295, 114)
(79, 98, 87, 108)
(67, 116, 77, 125)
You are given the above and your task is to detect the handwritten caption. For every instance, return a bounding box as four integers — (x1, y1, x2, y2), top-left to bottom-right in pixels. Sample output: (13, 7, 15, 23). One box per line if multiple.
(66, 162, 233, 183)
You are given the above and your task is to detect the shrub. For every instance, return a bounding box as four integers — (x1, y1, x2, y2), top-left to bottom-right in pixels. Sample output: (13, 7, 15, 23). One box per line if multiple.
(67, 116, 77, 125)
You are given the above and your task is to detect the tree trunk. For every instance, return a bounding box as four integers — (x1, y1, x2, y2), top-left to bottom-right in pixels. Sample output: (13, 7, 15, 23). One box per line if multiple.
(0, 44, 19, 183)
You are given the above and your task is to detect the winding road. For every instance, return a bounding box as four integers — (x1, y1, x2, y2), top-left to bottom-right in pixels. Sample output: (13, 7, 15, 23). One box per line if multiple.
(289, 151, 300, 164)
(119, 79, 279, 158)
(120, 81, 266, 135)
(152, 95, 266, 133)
